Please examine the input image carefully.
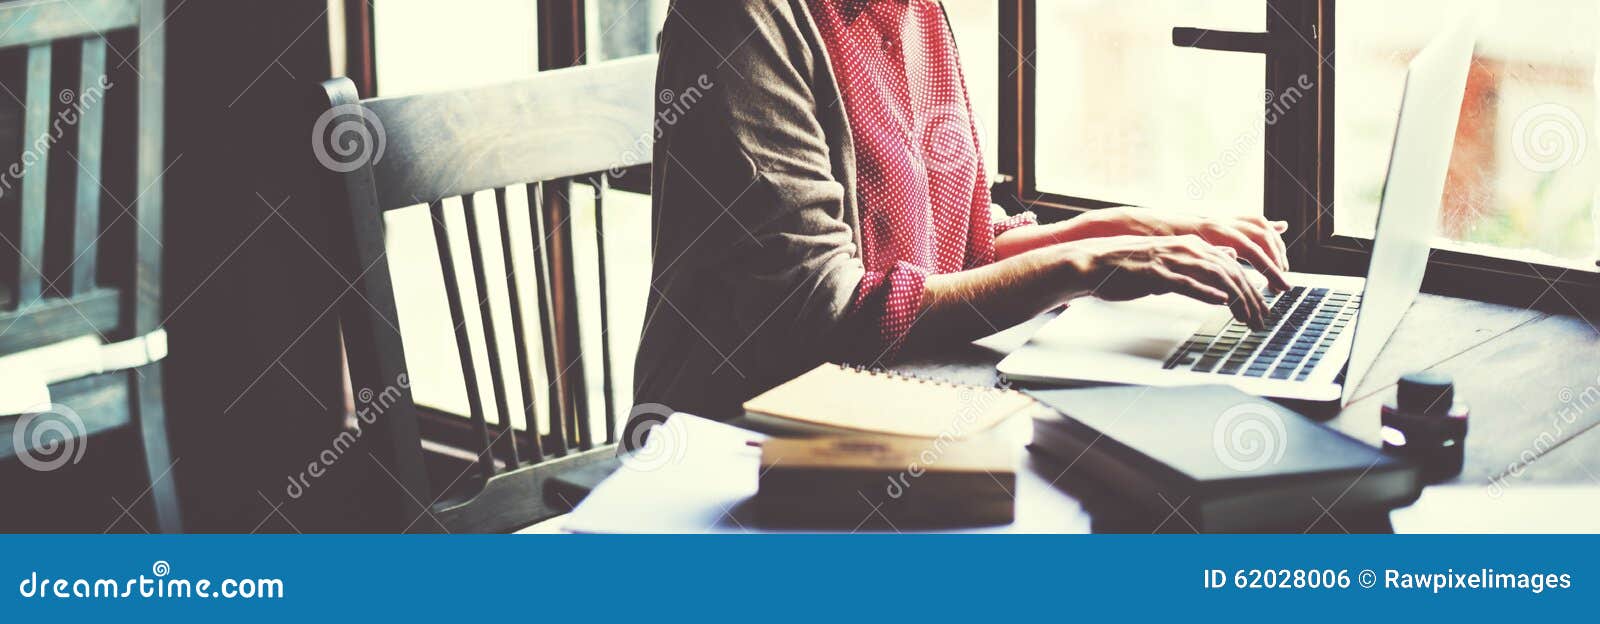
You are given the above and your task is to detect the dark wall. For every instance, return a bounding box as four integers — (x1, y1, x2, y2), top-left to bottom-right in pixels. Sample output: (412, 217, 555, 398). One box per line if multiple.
(163, 0, 371, 532)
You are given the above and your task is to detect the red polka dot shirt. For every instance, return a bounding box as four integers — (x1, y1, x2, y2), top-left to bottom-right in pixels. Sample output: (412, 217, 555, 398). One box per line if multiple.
(810, 0, 1035, 359)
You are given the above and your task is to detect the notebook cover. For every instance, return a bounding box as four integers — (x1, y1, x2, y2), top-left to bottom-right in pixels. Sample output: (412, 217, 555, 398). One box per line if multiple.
(741, 363, 1034, 438)
(1025, 385, 1410, 487)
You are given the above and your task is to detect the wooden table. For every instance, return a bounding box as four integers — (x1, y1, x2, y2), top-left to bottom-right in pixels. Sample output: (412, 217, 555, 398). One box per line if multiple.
(895, 293, 1600, 492)
(526, 293, 1599, 533)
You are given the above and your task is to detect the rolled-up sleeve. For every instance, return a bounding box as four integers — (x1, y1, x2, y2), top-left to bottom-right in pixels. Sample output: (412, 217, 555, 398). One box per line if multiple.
(991, 206, 1038, 239)
(849, 261, 929, 358)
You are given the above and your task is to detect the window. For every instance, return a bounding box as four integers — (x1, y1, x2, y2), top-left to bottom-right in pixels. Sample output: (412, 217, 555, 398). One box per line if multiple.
(587, 0, 669, 62)
(943, 0, 1001, 177)
(372, 0, 539, 96)
(1032, 0, 1268, 216)
(1004, 0, 1597, 307)
(1335, 0, 1598, 269)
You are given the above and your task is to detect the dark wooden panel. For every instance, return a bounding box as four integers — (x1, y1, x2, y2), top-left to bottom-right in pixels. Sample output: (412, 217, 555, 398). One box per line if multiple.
(0, 49, 20, 310)
(69, 36, 106, 295)
(361, 55, 655, 211)
(0, 0, 139, 51)
(16, 44, 51, 303)
(0, 286, 118, 354)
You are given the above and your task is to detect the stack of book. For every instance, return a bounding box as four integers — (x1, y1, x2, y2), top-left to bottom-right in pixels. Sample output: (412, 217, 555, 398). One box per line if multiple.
(741, 363, 1037, 528)
(1027, 385, 1423, 532)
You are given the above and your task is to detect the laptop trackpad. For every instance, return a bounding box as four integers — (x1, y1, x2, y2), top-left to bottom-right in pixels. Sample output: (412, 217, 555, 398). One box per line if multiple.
(1041, 295, 1214, 361)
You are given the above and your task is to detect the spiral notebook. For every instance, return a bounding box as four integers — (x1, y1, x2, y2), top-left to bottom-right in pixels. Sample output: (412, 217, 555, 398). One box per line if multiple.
(740, 363, 1036, 438)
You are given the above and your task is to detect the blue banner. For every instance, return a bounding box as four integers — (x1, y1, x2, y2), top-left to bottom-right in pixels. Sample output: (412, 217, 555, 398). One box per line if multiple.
(2, 535, 1588, 621)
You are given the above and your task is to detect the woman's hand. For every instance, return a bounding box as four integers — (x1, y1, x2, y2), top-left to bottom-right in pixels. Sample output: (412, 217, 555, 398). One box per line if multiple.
(1063, 235, 1271, 329)
(1074, 207, 1293, 291)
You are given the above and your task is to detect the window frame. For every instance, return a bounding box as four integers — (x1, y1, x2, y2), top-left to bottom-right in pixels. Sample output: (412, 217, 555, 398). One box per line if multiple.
(997, 0, 1599, 312)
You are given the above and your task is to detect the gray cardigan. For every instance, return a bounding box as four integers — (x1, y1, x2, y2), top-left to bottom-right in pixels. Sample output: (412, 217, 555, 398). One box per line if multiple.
(634, 0, 916, 420)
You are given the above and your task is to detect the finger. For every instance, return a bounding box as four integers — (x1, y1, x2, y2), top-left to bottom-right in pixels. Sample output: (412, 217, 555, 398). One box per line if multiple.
(1250, 216, 1292, 269)
(1168, 256, 1260, 328)
(1203, 225, 1278, 286)
(1270, 224, 1291, 270)
(1252, 220, 1291, 271)
(1153, 267, 1230, 306)
(1245, 214, 1289, 233)
(1195, 242, 1263, 298)
(1228, 225, 1292, 291)
(1207, 253, 1268, 328)
(1241, 222, 1288, 271)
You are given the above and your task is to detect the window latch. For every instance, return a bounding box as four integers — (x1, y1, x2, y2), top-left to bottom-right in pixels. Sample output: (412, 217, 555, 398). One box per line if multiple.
(1171, 27, 1277, 55)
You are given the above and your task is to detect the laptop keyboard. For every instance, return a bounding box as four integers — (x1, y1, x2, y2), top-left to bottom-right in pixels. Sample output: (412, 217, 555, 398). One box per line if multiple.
(1161, 286, 1360, 382)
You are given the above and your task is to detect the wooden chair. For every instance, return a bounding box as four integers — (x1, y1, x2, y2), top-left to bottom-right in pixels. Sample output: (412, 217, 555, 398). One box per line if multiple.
(0, 0, 177, 532)
(317, 56, 656, 533)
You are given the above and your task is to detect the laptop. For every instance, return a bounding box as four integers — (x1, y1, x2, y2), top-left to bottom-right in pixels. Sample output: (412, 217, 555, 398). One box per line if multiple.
(998, 20, 1477, 404)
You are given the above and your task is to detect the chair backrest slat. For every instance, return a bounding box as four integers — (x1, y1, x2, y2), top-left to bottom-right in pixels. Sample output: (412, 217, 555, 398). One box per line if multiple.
(460, 192, 521, 469)
(16, 43, 52, 303)
(591, 174, 618, 445)
(526, 182, 569, 457)
(494, 186, 544, 463)
(547, 181, 593, 451)
(69, 36, 108, 296)
(0, 0, 140, 50)
(428, 199, 495, 482)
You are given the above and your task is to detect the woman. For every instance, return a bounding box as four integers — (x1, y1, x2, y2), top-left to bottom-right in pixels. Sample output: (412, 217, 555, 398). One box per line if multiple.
(635, 0, 1291, 420)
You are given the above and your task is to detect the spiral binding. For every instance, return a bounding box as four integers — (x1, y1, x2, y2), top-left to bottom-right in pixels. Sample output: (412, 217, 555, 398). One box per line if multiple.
(835, 362, 1018, 394)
